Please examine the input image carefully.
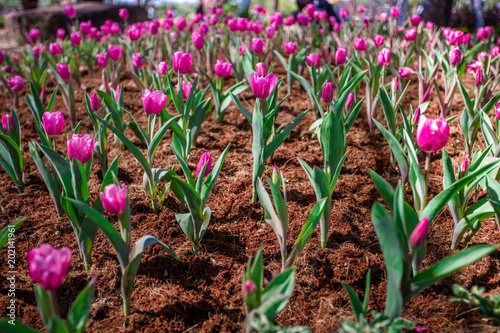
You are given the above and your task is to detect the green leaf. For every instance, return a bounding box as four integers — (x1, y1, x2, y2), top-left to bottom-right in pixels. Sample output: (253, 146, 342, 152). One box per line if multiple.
(0, 319, 40, 333)
(0, 218, 26, 250)
(66, 277, 98, 333)
(342, 282, 364, 322)
(264, 110, 308, 160)
(148, 115, 180, 163)
(260, 268, 295, 319)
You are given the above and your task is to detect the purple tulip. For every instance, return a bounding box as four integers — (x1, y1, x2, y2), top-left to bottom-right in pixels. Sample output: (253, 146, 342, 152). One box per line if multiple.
(255, 62, 267, 77)
(449, 48, 461, 66)
(354, 38, 367, 52)
(2, 114, 15, 132)
(389, 6, 399, 18)
(142, 89, 168, 115)
(322, 82, 333, 104)
(90, 93, 101, 112)
(192, 32, 204, 50)
(119, 8, 129, 20)
(265, 26, 276, 39)
(42, 112, 65, 136)
(131, 53, 143, 68)
(64, 5, 76, 19)
(251, 38, 264, 54)
(27, 244, 72, 291)
(410, 14, 422, 26)
(416, 115, 450, 152)
(346, 92, 354, 109)
(67, 134, 94, 164)
(409, 217, 429, 248)
(96, 53, 109, 68)
(100, 183, 127, 215)
(175, 81, 193, 99)
(57, 63, 71, 81)
(377, 48, 391, 67)
(398, 67, 412, 78)
(250, 72, 278, 100)
(335, 47, 347, 65)
(172, 51, 192, 74)
(214, 60, 232, 78)
(69, 32, 82, 46)
(157, 61, 168, 76)
(196, 152, 212, 177)
(475, 68, 484, 85)
(49, 43, 62, 55)
(80, 20, 92, 36)
(284, 42, 296, 55)
(306, 53, 321, 67)
(0, 51, 3, 66)
(108, 44, 122, 62)
(7, 76, 25, 92)
(373, 34, 385, 47)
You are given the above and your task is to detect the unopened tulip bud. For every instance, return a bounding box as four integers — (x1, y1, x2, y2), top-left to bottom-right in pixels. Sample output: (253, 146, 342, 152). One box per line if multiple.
(42, 111, 65, 136)
(57, 63, 71, 80)
(322, 82, 333, 104)
(398, 67, 412, 78)
(158, 61, 168, 76)
(100, 183, 127, 215)
(449, 48, 461, 66)
(2, 114, 15, 132)
(272, 163, 281, 187)
(172, 51, 193, 74)
(242, 280, 257, 299)
(496, 101, 500, 120)
(255, 62, 267, 77)
(67, 134, 94, 164)
(115, 85, 121, 102)
(40, 88, 47, 105)
(389, 6, 400, 18)
(90, 93, 100, 112)
(377, 48, 391, 67)
(132, 53, 142, 68)
(409, 217, 429, 248)
(346, 93, 354, 109)
(412, 107, 421, 125)
(460, 158, 468, 174)
(335, 47, 347, 65)
(475, 68, 484, 85)
(196, 152, 212, 177)
(393, 76, 399, 91)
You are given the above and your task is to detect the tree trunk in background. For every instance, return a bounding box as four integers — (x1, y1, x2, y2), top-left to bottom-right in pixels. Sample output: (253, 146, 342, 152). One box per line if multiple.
(274, 0, 279, 13)
(424, 0, 454, 27)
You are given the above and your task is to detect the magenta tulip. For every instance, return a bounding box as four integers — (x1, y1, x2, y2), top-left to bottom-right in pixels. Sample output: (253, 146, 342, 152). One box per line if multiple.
(354, 38, 367, 52)
(42, 112, 65, 136)
(64, 5, 76, 19)
(90, 93, 101, 112)
(100, 183, 127, 215)
(416, 115, 450, 152)
(57, 63, 71, 80)
(127, 24, 141, 41)
(449, 48, 461, 66)
(242, 280, 257, 299)
(96, 53, 108, 68)
(322, 82, 333, 104)
(475, 68, 484, 85)
(49, 43, 62, 55)
(2, 114, 15, 132)
(284, 42, 296, 55)
(214, 60, 232, 78)
(335, 47, 347, 65)
(132, 53, 142, 68)
(255, 62, 267, 77)
(389, 6, 399, 18)
(119, 8, 129, 20)
(410, 14, 421, 26)
(377, 48, 391, 67)
(67, 134, 94, 164)
(405, 29, 417, 41)
(69, 32, 82, 46)
(176, 81, 193, 99)
(373, 34, 385, 47)
(142, 89, 168, 115)
(460, 158, 468, 174)
(306, 53, 321, 67)
(192, 32, 204, 50)
(108, 45, 122, 62)
(250, 72, 278, 100)
(339, 7, 348, 21)
(27, 244, 72, 291)
(157, 61, 168, 76)
(346, 93, 354, 109)
(176, 17, 187, 31)
(251, 38, 264, 54)
(8, 75, 25, 92)
(40, 88, 47, 105)
(196, 152, 212, 177)
(172, 51, 192, 74)
(409, 217, 429, 248)
(80, 20, 92, 36)
(496, 101, 500, 120)
(398, 67, 412, 78)
(56, 28, 65, 39)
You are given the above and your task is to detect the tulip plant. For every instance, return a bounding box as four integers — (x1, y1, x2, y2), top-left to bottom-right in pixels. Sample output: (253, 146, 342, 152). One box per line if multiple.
(25, 82, 59, 149)
(273, 44, 309, 94)
(168, 146, 229, 253)
(68, 177, 177, 317)
(85, 93, 109, 176)
(0, 108, 24, 193)
(450, 284, 500, 328)
(0, 218, 25, 252)
(231, 72, 307, 202)
(256, 174, 326, 271)
(48, 63, 77, 129)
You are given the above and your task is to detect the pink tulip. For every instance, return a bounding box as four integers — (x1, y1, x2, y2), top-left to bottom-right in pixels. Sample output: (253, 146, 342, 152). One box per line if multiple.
(142, 89, 168, 114)
(416, 115, 449, 152)
(491, 46, 500, 58)
(379, 12, 388, 21)
(346, 93, 354, 109)
(335, 47, 347, 65)
(322, 82, 333, 104)
(115, 85, 121, 101)
(265, 26, 276, 39)
(354, 38, 367, 52)
(426, 21, 435, 30)
(284, 16, 295, 26)
(110, 22, 120, 35)
(475, 68, 484, 85)
(214, 60, 232, 78)
(409, 217, 429, 248)
(172, 51, 192, 74)
(42, 112, 65, 136)
(157, 61, 168, 76)
(80, 20, 92, 36)
(64, 5, 76, 19)
(40, 88, 47, 105)
(132, 53, 142, 68)
(373, 34, 385, 47)
(192, 32, 204, 50)
(410, 14, 421, 26)
(2, 114, 15, 132)
(49, 43, 62, 55)
(358, 4, 367, 14)
(176, 18, 187, 31)
(56, 28, 66, 39)
(377, 48, 391, 67)
(7, 76, 25, 92)
(69, 32, 82, 46)
(256, 62, 267, 77)
(339, 7, 348, 21)
(176, 81, 193, 99)
(127, 24, 141, 41)
(250, 72, 278, 100)
(57, 63, 71, 80)
(196, 152, 212, 177)
(405, 29, 417, 41)
(100, 183, 127, 215)
(449, 48, 461, 66)
(242, 280, 257, 299)
(119, 8, 129, 20)
(460, 158, 468, 174)
(284, 42, 296, 55)
(398, 67, 412, 78)
(90, 93, 101, 112)
(496, 101, 500, 120)
(67, 134, 94, 164)
(389, 6, 400, 18)
(108, 44, 123, 62)
(96, 53, 108, 68)
(251, 38, 264, 54)
(306, 53, 321, 67)
(12, 54, 19, 62)
(27, 244, 72, 291)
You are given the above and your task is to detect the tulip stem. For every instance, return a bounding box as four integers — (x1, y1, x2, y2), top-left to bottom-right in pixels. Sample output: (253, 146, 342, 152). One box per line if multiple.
(48, 290, 59, 318)
(424, 152, 431, 188)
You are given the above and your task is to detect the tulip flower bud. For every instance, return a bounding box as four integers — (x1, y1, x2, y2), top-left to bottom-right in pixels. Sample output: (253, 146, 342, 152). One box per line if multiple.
(393, 76, 399, 91)
(412, 107, 421, 125)
(100, 183, 127, 215)
(416, 115, 450, 152)
(242, 280, 257, 299)
(2, 114, 15, 132)
(409, 217, 429, 248)
(389, 6, 400, 18)
(496, 101, 500, 120)
(460, 158, 468, 174)
(90, 93, 101, 112)
(410, 14, 421, 27)
(56, 63, 71, 81)
(67, 134, 94, 164)
(405, 29, 417, 42)
(115, 85, 121, 102)
(196, 152, 212, 177)
(175, 81, 192, 99)
(335, 47, 347, 65)
(272, 163, 281, 188)
(40, 88, 47, 106)
(346, 93, 354, 109)
(192, 32, 204, 50)
(172, 51, 193, 74)
(119, 8, 129, 20)
(142, 89, 168, 114)
(398, 67, 412, 78)
(42, 112, 65, 136)
(354, 38, 367, 52)
(475, 68, 484, 85)
(132, 53, 142, 68)
(27, 244, 72, 291)
(373, 34, 385, 47)
(322, 82, 333, 104)
(96, 53, 109, 68)
(49, 43, 62, 55)
(284, 42, 296, 55)
(449, 48, 461, 66)
(250, 72, 278, 100)
(214, 60, 232, 78)
(255, 62, 267, 77)
(251, 38, 264, 54)
(377, 48, 391, 67)
(69, 32, 82, 46)
(339, 7, 348, 21)
(157, 61, 168, 76)
(306, 53, 321, 67)
(56, 28, 66, 39)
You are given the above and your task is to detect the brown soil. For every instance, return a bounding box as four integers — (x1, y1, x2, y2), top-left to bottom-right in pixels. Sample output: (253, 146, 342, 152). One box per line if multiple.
(0, 62, 499, 333)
